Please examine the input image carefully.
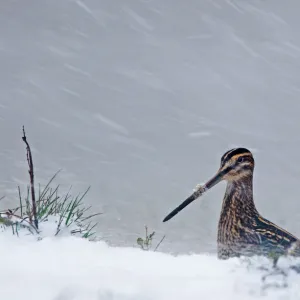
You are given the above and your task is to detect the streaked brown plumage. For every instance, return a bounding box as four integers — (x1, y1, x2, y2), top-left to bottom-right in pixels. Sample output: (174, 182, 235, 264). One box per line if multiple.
(163, 148, 300, 260)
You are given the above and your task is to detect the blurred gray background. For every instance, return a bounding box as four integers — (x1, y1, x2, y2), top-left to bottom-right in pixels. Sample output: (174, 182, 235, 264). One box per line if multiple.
(1, 0, 300, 254)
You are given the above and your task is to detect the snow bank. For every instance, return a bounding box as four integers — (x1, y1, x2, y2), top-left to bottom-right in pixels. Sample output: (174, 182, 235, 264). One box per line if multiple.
(2, 234, 300, 300)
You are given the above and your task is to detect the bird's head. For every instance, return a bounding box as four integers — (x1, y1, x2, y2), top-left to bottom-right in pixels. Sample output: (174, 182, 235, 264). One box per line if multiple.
(205, 147, 255, 189)
(162, 147, 255, 222)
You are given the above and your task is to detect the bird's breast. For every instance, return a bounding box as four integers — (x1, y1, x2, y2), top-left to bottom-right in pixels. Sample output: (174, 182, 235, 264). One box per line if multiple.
(217, 206, 260, 247)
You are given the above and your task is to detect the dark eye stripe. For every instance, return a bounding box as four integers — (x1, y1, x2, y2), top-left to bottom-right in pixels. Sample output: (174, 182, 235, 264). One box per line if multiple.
(235, 155, 254, 163)
(221, 155, 254, 169)
(237, 156, 244, 163)
(221, 148, 251, 165)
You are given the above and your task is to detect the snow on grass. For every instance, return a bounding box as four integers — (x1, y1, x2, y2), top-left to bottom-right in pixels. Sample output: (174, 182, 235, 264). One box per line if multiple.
(1, 233, 300, 300)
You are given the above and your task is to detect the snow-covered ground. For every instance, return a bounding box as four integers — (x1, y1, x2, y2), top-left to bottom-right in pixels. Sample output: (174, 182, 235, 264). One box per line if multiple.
(1, 233, 300, 300)
(2, 0, 300, 298)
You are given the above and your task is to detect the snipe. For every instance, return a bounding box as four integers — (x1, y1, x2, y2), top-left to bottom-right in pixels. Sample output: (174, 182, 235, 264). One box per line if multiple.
(163, 148, 300, 260)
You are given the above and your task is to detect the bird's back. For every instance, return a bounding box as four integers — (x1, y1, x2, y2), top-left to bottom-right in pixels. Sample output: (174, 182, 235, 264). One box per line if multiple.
(217, 212, 300, 259)
(252, 214, 299, 256)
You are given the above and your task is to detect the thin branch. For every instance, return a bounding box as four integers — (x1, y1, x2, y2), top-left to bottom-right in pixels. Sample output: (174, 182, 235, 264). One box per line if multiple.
(154, 235, 166, 252)
(25, 183, 31, 223)
(18, 186, 23, 218)
(22, 126, 38, 229)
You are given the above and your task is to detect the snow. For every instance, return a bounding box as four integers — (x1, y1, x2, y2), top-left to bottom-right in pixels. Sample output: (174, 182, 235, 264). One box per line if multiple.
(1, 233, 300, 300)
(0, 214, 90, 239)
(1, 0, 300, 298)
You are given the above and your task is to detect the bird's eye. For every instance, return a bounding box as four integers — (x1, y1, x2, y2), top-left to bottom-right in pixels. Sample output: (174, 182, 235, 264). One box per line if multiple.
(237, 157, 244, 163)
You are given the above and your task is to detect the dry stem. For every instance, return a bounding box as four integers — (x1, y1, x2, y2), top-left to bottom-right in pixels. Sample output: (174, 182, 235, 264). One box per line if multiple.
(22, 126, 38, 229)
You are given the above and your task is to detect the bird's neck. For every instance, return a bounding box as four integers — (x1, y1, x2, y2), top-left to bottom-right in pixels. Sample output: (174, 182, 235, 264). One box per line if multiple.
(221, 175, 259, 217)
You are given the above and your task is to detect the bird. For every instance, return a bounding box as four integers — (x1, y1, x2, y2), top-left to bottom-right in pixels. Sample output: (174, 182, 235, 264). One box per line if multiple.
(163, 147, 300, 261)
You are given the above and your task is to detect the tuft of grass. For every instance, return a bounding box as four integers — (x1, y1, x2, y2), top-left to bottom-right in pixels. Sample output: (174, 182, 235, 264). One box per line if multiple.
(137, 225, 166, 251)
(0, 127, 102, 240)
(0, 171, 102, 240)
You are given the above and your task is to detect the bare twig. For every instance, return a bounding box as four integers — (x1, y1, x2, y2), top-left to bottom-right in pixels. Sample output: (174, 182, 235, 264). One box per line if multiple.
(154, 235, 166, 252)
(18, 186, 23, 218)
(22, 126, 38, 229)
(25, 185, 31, 223)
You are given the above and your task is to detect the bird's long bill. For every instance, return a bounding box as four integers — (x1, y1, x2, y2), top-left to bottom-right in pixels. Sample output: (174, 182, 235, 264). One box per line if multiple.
(162, 168, 226, 222)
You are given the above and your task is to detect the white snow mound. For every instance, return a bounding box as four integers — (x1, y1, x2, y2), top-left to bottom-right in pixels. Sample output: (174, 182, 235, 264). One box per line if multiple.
(1, 234, 300, 300)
